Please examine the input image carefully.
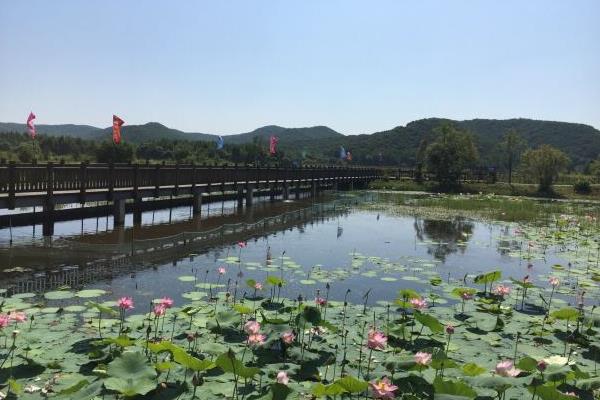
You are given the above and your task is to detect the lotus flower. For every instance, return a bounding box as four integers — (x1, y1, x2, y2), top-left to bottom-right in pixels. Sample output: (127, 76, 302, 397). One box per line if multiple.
(254, 282, 263, 290)
(369, 377, 398, 399)
(218, 267, 226, 275)
(460, 292, 473, 300)
(414, 352, 432, 366)
(159, 297, 174, 309)
(281, 331, 295, 345)
(495, 360, 521, 377)
(238, 241, 247, 248)
(315, 297, 327, 306)
(244, 320, 261, 335)
(0, 314, 9, 329)
(367, 329, 387, 350)
(445, 324, 455, 335)
(276, 371, 289, 385)
(117, 297, 134, 310)
(153, 304, 166, 317)
(549, 276, 559, 287)
(493, 285, 511, 297)
(409, 298, 428, 310)
(8, 312, 27, 323)
(247, 333, 265, 346)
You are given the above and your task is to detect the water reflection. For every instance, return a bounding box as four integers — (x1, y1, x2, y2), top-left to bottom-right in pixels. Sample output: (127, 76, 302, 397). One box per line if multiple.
(413, 217, 474, 261)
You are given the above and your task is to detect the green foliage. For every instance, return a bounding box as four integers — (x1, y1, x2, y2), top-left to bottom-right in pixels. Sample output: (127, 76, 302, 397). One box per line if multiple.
(521, 145, 570, 192)
(573, 180, 591, 194)
(425, 123, 479, 189)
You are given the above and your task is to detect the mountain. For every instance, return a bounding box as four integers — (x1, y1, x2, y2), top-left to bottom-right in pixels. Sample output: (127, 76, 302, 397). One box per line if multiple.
(0, 122, 102, 139)
(98, 122, 216, 143)
(224, 125, 344, 145)
(1, 118, 598, 168)
(273, 118, 600, 168)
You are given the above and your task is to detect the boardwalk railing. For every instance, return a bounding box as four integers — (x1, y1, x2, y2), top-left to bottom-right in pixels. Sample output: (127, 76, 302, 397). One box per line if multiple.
(0, 161, 379, 198)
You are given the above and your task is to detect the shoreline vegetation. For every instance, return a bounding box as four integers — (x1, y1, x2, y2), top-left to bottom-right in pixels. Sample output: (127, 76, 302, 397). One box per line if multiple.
(369, 179, 600, 202)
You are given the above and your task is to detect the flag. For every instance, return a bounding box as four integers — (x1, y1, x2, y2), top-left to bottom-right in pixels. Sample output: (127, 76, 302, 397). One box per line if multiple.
(269, 135, 279, 155)
(216, 135, 224, 150)
(339, 146, 346, 159)
(112, 115, 125, 144)
(27, 112, 36, 139)
(346, 151, 352, 161)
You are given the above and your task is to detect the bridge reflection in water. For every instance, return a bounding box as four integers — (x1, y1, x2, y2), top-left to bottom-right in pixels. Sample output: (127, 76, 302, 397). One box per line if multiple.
(0, 198, 352, 296)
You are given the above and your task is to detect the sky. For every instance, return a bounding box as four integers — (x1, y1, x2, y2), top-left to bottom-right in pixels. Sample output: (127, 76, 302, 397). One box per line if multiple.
(0, 1, 599, 135)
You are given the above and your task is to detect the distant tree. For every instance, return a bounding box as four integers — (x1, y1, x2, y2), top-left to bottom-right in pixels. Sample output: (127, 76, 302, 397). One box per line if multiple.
(588, 158, 600, 177)
(499, 128, 527, 184)
(521, 145, 570, 192)
(95, 142, 135, 163)
(16, 142, 37, 163)
(414, 138, 428, 183)
(425, 123, 479, 189)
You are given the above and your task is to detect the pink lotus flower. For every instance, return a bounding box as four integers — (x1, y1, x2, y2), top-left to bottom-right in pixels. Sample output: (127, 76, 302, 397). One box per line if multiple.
(495, 360, 521, 377)
(549, 276, 559, 287)
(244, 320, 261, 335)
(367, 329, 387, 350)
(409, 298, 428, 310)
(414, 351, 432, 366)
(153, 304, 166, 317)
(9, 312, 27, 323)
(254, 282, 263, 290)
(445, 325, 455, 335)
(315, 297, 327, 307)
(281, 331, 295, 345)
(159, 297, 174, 309)
(117, 296, 134, 310)
(536, 360, 547, 371)
(460, 292, 473, 300)
(238, 241, 247, 248)
(0, 314, 9, 329)
(369, 377, 398, 399)
(247, 333, 266, 346)
(494, 285, 511, 297)
(276, 371, 289, 385)
(217, 267, 226, 275)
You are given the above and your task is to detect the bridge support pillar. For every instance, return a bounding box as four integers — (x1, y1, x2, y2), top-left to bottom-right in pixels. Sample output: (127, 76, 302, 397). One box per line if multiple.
(295, 181, 301, 200)
(113, 199, 126, 226)
(269, 183, 276, 202)
(133, 197, 142, 225)
(246, 184, 254, 207)
(332, 181, 339, 192)
(283, 182, 290, 200)
(237, 185, 244, 209)
(192, 189, 204, 215)
(349, 181, 354, 191)
(42, 202, 55, 236)
(311, 181, 318, 198)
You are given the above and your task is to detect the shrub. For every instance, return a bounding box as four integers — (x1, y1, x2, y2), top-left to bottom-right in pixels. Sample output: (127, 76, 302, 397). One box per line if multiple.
(573, 180, 591, 194)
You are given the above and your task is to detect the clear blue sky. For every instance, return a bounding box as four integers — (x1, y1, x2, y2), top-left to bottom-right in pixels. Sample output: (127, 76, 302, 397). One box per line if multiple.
(1, 0, 599, 134)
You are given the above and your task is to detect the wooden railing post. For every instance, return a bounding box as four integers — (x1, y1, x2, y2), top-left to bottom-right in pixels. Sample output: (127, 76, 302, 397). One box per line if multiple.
(79, 161, 87, 204)
(108, 162, 115, 200)
(154, 163, 161, 198)
(8, 161, 16, 209)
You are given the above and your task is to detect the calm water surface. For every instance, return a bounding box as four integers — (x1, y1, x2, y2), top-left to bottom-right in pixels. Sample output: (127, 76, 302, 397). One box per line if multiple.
(0, 193, 571, 307)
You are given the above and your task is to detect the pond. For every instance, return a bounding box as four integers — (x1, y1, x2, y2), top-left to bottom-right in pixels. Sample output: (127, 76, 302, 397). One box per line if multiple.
(0, 192, 598, 399)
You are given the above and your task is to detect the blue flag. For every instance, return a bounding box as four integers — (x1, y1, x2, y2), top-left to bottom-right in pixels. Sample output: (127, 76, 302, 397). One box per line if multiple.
(216, 136, 224, 150)
(339, 146, 346, 159)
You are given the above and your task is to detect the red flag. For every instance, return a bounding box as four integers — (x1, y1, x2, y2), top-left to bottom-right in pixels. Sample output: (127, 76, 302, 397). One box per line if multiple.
(27, 112, 36, 139)
(112, 115, 125, 144)
(269, 135, 279, 155)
